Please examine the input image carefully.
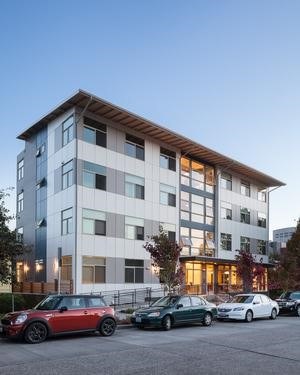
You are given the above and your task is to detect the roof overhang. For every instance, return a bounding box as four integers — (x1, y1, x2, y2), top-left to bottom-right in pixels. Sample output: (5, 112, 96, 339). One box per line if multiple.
(17, 89, 285, 188)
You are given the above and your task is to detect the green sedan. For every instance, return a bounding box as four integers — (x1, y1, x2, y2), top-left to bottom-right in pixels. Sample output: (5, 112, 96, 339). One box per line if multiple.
(131, 295, 217, 330)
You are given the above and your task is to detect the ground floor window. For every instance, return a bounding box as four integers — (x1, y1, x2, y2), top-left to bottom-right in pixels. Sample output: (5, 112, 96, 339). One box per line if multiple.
(61, 255, 72, 280)
(82, 256, 106, 283)
(125, 259, 144, 283)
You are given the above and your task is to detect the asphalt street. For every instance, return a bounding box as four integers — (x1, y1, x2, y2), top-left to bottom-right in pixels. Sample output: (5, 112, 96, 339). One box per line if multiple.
(0, 316, 299, 375)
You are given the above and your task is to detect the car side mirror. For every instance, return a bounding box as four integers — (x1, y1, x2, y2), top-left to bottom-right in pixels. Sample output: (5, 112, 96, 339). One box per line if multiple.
(176, 303, 183, 309)
(253, 301, 260, 305)
(59, 306, 68, 313)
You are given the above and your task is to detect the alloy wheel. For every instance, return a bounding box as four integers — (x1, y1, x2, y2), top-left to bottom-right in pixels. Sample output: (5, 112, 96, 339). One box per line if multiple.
(100, 318, 116, 337)
(245, 310, 253, 323)
(203, 313, 212, 326)
(24, 322, 47, 344)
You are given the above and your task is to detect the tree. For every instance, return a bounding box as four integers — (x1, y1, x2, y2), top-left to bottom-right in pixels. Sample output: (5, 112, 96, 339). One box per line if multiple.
(144, 227, 184, 294)
(0, 188, 27, 284)
(269, 220, 300, 291)
(235, 249, 265, 293)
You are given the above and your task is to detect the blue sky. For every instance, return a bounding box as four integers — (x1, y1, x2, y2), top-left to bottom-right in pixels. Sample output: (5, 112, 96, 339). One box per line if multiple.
(0, 0, 299, 236)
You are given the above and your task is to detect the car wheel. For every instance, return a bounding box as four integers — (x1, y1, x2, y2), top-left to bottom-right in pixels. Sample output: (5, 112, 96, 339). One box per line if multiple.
(296, 305, 300, 317)
(24, 322, 48, 344)
(202, 312, 212, 326)
(270, 308, 277, 320)
(162, 315, 172, 331)
(245, 310, 253, 323)
(99, 318, 116, 337)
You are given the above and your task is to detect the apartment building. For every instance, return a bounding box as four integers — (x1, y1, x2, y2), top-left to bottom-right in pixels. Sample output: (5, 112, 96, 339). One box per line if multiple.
(16, 90, 284, 293)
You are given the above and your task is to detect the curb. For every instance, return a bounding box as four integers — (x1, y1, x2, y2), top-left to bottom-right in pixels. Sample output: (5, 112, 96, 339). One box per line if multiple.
(117, 324, 133, 330)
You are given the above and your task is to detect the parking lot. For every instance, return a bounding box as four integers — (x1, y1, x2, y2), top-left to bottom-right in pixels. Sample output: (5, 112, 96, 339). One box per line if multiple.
(0, 316, 299, 375)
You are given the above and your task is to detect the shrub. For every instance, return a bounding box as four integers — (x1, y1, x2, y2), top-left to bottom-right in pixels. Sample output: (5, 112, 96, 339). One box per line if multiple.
(0, 293, 26, 313)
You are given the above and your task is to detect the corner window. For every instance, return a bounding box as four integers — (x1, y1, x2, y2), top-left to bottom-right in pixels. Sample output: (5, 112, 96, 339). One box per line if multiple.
(241, 180, 250, 197)
(61, 208, 73, 235)
(62, 116, 74, 146)
(160, 147, 176, 171)
(125, 174, 144, 199)
(258, 213, 267, 228)
(82, 256, 106, 283)
(17, 159, 24, 180)
(240, 236, 250, 252)
(160, 184, 176, 207)
(83, 161, 106, 190)
(240, 207, 250, 224)
(125, 134, 144, 161)
(83, 117, 107, 148)
(125, 217, 144, 240)
(62, 160, 73, 190)
(221, 233, 232, 251)
(82, 209, 106, 236)
(180, 157, 214, 192)
(125, 259, 144, 283)
(221, 172, 232, 190)
(17, 192, 24, 213)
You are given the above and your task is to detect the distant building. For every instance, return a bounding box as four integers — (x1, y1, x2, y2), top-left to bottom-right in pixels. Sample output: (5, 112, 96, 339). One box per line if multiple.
(269, 227, 296, 255)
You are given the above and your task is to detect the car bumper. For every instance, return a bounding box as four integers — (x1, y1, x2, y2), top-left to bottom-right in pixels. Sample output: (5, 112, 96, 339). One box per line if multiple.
(217, 311, 245, 320)
(0, 324, 23, 339)
(278, 306, 297, 314)
(131, 316, 162, 328)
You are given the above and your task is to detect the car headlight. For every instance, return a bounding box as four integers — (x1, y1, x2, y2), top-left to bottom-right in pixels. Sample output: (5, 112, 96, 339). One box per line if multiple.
(14, 314, 28, 325)
(132, 311, 136, 317)
(233, 307, 244, 311)
(286, 301, 295, 306)
(148, 312, 160, 317)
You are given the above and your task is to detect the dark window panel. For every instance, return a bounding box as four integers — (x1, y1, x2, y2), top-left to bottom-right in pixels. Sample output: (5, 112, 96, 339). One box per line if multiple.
(95, 266, 106, 283)
(95, 220, 106, 236)
(135, 185, 144, 200)
(168, 231, 176, 242)
(96, 130, 107, 148)
(168, 157, 176, 171)
(136, 145, 145, 161)
(95, 174, 106, 190)
(160, 147, 176, 159)
(125, 142, 136, 158)
(136, 226, 144, 240)
(125, 259, 144, 267)
(84, 116, 106, 132)
(126, 134, 144, 146)
(125, 268, 134, 283)
(168, 193, 176, 207)
(135, 268, 144, 283)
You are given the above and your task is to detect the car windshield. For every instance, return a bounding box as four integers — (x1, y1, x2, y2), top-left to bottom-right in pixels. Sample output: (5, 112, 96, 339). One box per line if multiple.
(230, 295, 254, 304)
(151, 296, 179, 307)
(279, 292, 291, 299)
(35, 296, 61, 310)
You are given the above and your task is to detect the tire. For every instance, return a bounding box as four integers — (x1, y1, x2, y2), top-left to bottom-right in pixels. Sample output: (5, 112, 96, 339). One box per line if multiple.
(270, 308, 277, 320)
(245, 310, 253, 323)
(202, 312, 212, 326)
(296, 305, 300, 317)
(99, 318, 116, 337)
(162, 315, 172, 331)
(24, 322, 48, 344)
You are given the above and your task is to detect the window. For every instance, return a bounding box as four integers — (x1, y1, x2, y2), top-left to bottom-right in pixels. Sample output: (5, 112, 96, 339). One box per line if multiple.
(36, 144, 45, 157)
(17, 192, 24, 213)
(221, 233, 232, 251)
(205, 166, 214, 193)
(125, 259, 144, 283)
(240, 207, 250, 224)
(258, 213, 267, 228)
(191, 194, 204, 223)
(160, 184, 176, 207)
(191, 228, 204, 256)
(87, 297, 106, 307)
(61, 255, 72, 280)
(221, 202, 232, 220)
(125, 174, 144, 199)
(191, 160, 205, 190)
(83, 116, 107, 148)
(36, 177, 46, 190)
(205, 232, 215, 256)
(221, 172, 232, 190)
(82, 209, 106, 236)
(241, 180, 250, 197)
(62, 160, 73, 189)
(125, 134, 144, 160)
(160, 147, 176, 171)
(205, 198, 214, 225)
(179, 296, 191, 307)
(83, 161, 106, 190)
(191, 296, 205, 306)
(161, 222, 176, 242)
(240, 236, 250, 252)
(82, 256, 106, 283)
(17, 159, 24, 180)
(58, 297, 86, 309)
(62, 115, 74, 146)
(258, 190, 266, 202)
(180, 157, 214, 192)
(257, 240, 266, 255)
(17, 227, 23, 242)
(61, 208, 73, 235)
(125, 217, 144, 240)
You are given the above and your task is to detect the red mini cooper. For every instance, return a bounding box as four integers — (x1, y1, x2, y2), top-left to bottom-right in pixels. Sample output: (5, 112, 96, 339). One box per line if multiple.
(0, 294, 116, 344)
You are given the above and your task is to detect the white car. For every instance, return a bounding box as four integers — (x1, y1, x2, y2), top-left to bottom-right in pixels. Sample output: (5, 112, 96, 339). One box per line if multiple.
(217, 294, 279, 322)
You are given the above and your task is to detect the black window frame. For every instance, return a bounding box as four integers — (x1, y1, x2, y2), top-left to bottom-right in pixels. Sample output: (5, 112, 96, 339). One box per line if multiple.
(160, 147, 176, 171)
(125, 134, 145, 161)
(125, 259, 144, 283)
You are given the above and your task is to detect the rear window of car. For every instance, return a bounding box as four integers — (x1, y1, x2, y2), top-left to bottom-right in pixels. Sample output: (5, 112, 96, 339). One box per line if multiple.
(191, 296, 206, 306)
(87, 297, 106, 307)
(291, 292, 300, 300)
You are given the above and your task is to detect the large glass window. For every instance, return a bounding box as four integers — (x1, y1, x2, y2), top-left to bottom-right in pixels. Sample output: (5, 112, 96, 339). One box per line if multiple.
(62, 116, 74, 146)
(241, 180, 250, 197)
(257, 240, 267, 255)
(61, 208, 73, 235)
(205, 198, 214, 225)
(82, 209, 106, 236)
(61, 255, 72, 280)
(221, 172, 232, 190)
(125, 134, 144, 161)
(160, 147, 176, 171)
(180, 157, 214, 193)
(240, 236, 250, 252)
(160, 222, 176, 242)
(125, 217, 144, 240)
(125, 259, 144, 283)
(258, 212, 267, 228)
(62, 160, 73, 189)
(240, 207, 250, 224)
(17, 159, 24, 180)
(221, 233, 232, 251)
(180, 227, 214, 257)
(17, 192, 24, 213)
(180, 192, 213, 225)
(83, 116, 107, 148)
(221, 201, 232, 220)
(160, 184, 176, 207)
(125, 174, 144, 199)
(82, 256, 106, 283)
(83, 161, 106, 190)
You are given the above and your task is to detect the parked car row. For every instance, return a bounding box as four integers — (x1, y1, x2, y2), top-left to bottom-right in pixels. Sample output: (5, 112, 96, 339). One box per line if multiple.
(0, 291, 299, 344)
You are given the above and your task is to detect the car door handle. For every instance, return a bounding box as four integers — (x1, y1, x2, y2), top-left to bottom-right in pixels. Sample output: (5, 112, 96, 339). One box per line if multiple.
(83, 311, 88, 315)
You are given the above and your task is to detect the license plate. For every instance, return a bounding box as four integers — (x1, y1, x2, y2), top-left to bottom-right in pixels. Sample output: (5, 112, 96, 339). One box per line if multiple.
(136, 317, 142, 323)
(218, 313, 227, 317)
